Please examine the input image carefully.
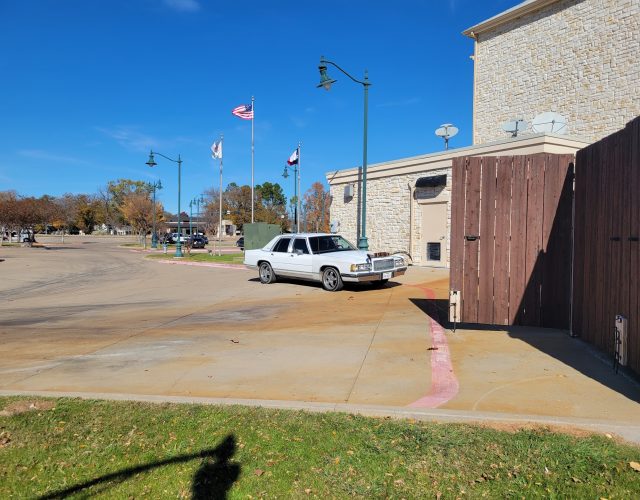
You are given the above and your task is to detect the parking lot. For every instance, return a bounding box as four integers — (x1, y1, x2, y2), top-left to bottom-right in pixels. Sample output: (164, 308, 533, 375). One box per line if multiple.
(0, 236, 441, 406)
(1, 235, 638, 436)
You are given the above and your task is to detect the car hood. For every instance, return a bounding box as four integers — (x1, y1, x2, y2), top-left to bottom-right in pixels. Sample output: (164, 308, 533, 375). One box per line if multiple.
(316, 250, 371, 263)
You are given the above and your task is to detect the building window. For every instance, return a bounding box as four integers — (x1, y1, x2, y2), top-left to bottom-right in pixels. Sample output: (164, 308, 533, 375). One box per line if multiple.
(427, 242, 441, 261)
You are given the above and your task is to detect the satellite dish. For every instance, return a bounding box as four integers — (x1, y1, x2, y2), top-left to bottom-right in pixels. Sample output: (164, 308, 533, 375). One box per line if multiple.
(531, 112, 567, 134)
(435, 123, 459, 150)
(502, 119, 528, 137)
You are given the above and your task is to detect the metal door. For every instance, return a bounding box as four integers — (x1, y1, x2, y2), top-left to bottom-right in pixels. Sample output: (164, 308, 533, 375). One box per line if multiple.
(421, 202, 448, 267)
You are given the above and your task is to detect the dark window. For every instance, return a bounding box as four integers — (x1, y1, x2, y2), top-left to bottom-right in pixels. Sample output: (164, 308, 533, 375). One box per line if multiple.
(273, 238, 291, 253)
(293, 238, 309, 254)
(427, 242, 441, 261)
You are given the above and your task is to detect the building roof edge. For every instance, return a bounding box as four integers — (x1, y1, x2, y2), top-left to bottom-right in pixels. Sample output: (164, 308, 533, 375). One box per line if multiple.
(462, 0, 560, 37)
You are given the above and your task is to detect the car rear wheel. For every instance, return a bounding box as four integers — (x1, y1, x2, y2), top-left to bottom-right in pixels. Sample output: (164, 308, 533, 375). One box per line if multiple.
(322, 267, 343, 292)
(259, 262, 276, 284)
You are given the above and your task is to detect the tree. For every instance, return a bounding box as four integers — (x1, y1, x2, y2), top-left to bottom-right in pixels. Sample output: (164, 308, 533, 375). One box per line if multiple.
(97, 179, 151, 230)
(255, 182, 287, 227)
(120, 192, 159, 249)
(224, 184, 254, 231)
(0, 191, 18, 245)
(53, 194, 81, 243)
(302, 182, 331, 233)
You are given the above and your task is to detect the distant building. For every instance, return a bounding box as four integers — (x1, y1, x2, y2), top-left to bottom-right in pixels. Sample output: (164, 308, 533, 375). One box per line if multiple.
(326, 0, 638, 266)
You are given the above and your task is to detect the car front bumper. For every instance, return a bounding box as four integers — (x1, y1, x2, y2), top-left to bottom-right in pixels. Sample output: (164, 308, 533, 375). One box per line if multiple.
(341, 267, 407, 283)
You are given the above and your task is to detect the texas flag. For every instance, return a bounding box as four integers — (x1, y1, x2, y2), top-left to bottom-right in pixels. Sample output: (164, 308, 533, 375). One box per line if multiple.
(211, 140, 222, 159)
(287, 148, 299, 166)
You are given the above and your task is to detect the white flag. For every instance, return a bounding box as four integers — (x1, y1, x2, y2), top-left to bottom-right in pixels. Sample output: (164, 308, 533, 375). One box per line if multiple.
(211, 140, 222, 159)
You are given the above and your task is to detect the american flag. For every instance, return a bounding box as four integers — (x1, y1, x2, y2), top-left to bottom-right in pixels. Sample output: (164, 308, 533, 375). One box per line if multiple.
(232, 103, 253, 120)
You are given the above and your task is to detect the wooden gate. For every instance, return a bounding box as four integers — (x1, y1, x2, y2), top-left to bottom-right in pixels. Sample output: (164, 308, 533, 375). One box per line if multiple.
(572, 117, 640, 375)
(450, 154, 574, 328)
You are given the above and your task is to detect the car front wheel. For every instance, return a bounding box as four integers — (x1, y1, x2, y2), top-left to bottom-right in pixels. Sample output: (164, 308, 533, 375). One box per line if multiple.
(259, 262, 276, 284)
(322, 267, 343, 292)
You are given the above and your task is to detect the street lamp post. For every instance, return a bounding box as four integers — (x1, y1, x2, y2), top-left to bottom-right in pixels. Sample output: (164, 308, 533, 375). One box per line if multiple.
(148, 180, 162, 248)
(146, 150, 183, 257)
(317, 55, 371, 251)
(190, 195, 204, 237)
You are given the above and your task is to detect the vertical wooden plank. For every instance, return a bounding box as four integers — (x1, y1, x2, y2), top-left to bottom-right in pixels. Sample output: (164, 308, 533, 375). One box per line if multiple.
(541, 154, 561, 327)
(619, 126, 631, 322)
(493, 156, 513, 325)
(580, 144, 598, 343)
(594, 139, 608, 350)
(450, 157, 467, 296)
(462, 156, 482, 323)
(509, 155, 528, 324)
(522, 154, 545, 326)
(556, 155, 575, 330)
(477, 157, 497, 323)
(629, 117, 640, 374)
(540, 154, 573, 329)
(572, 145, 588, 337)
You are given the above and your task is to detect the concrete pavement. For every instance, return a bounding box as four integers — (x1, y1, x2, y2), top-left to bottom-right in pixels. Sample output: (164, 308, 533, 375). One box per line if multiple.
(1, 235, 638, 442)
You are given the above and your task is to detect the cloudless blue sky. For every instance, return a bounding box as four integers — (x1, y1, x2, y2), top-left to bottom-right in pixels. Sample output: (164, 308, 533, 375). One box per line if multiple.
(0, 0, 520, 213)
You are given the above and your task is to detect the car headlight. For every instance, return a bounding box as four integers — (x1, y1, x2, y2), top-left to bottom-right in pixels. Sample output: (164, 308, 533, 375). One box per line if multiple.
(394, 256, 405, 267)
(350, 263, 372, 272)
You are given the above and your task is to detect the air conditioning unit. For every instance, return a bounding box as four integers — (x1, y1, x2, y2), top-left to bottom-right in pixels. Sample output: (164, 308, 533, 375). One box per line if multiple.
(614, 314, 628, 367)
(344, 184, 354, 198)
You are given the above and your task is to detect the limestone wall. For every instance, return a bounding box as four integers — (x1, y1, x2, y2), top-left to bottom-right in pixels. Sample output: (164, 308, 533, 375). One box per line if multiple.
(329, 168, 452, 266)
(473, 0, 640, 144)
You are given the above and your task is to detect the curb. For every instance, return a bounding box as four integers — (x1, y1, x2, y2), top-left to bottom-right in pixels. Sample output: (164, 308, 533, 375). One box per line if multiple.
(2, 389, 638, 445)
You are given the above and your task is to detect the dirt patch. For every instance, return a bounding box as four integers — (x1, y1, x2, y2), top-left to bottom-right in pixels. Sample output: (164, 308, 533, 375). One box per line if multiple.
(0, 399, 56, 416)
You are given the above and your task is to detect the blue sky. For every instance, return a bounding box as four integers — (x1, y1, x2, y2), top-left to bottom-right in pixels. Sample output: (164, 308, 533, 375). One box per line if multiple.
(0, 0, 519, 213)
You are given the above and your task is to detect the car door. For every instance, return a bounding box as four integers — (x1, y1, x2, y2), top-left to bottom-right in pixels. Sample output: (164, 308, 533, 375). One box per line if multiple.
(267, 237, 292, 275)
(288, 237, 313, 279)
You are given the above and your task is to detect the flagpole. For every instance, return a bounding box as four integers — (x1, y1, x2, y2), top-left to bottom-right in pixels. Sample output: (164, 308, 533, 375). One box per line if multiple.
(218, 134, 223, 257)
(297, 142, 301, 234)
(251, 95, 255, 224)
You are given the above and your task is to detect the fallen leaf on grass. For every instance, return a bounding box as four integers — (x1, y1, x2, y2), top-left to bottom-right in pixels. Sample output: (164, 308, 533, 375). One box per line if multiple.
(0, 431, 11, 447)
(571, 477, 582, 483)
(304, 488, 312, 495)
(254, 469, 264, 477)
(630, 461, 640, 472)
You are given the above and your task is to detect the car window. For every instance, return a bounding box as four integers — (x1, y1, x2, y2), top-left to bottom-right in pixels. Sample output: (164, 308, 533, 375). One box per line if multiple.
(308, 235, 356, 254)
(272, 237, 291, 253)
(293, 238, 309, 254)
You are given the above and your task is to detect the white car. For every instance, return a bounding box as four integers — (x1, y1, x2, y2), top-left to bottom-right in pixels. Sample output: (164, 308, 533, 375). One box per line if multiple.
(244, 233, 407, 291)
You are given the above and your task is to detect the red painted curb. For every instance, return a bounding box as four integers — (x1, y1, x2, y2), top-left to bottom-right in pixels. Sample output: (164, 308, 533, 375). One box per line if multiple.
(407, 285, 459, 408)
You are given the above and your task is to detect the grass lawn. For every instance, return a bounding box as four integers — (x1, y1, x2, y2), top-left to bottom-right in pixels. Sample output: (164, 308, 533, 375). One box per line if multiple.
(146, 252, 244, 264)
(1, 398, 638, 498)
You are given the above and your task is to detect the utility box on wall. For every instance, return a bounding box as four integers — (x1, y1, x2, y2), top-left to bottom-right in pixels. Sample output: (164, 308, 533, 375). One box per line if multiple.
(243, 223, 281, 251)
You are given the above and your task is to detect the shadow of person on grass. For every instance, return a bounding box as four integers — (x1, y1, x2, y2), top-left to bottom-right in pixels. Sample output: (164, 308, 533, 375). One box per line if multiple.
(39, 434, 240, 500)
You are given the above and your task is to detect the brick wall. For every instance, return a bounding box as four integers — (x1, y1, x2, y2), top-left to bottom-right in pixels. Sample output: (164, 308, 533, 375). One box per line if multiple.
(473, 0, 640, 144)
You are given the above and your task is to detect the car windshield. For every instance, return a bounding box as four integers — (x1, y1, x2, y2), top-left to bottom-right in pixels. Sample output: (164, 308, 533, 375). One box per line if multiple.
(308, 235, 357, 254)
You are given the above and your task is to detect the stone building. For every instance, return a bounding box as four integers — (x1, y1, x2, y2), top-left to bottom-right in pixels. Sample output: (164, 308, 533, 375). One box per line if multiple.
(466, 0, 640, 145)
(325, 0, 638, 267)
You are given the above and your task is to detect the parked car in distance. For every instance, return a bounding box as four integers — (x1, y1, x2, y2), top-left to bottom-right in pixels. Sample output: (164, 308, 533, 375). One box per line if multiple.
(243, 233, 407, 291)
(187, 235, 207, 249)
(160, 233, 175, 244)
(236, 237, 244, 250)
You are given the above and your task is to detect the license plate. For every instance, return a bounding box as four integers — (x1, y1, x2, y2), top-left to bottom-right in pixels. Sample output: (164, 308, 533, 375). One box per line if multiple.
(382, 272, 392, 279)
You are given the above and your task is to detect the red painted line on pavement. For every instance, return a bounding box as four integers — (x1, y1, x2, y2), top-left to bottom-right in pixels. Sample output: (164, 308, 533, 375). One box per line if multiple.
(407, 285, 459, 408)
(154, 259, 247, 270)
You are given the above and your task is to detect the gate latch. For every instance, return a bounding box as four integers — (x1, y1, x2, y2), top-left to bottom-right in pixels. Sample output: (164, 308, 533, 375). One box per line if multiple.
(464, 235, 480, 241)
